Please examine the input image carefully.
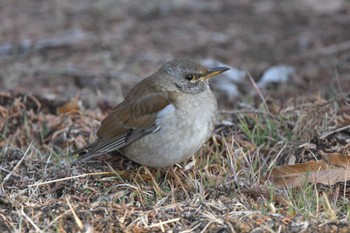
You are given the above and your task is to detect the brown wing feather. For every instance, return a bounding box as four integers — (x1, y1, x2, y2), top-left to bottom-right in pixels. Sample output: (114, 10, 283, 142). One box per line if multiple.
(97, 92, 171, 138)
(75, 85, 172, 161)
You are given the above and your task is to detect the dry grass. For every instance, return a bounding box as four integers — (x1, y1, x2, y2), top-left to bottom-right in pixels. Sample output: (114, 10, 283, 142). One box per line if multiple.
(1, 92, 350, 232)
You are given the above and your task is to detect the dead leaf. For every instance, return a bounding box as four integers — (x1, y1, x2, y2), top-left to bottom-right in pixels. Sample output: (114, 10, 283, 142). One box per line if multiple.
(56, 96, 81, 114)
(320, 151, 350, 168)
(269, 156, 350, 187)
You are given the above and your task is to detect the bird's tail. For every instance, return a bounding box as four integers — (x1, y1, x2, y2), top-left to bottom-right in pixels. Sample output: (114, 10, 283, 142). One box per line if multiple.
(70, 141, 101, 162)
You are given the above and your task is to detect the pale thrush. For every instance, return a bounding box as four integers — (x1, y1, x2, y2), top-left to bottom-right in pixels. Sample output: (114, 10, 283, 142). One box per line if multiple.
(73, 58, 229, 167)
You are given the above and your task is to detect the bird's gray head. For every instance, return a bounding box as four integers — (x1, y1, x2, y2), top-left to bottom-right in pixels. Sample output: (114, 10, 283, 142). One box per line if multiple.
(159, 58, 229, 94)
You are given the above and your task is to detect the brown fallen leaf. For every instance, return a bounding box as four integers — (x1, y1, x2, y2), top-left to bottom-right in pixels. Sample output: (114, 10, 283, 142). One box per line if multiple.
(56, 96, 81, 114)
(320, 151, 350, 168)
(270, 161, 327, 187)
(269, 153, 350, 187)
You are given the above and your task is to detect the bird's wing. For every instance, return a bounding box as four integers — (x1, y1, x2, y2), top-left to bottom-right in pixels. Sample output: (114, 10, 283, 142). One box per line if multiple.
(76, 91, 172, 161)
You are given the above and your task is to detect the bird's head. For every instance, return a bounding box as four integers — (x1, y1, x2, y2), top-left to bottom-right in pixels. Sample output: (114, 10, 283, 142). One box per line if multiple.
(159, 58, 229, 94)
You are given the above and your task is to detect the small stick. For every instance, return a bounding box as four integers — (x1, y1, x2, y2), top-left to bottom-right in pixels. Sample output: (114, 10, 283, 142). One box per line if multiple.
(28, 171, 114, 187)
(20, 207, 43, 233)
(320, 125, 350, 139)
(66, 197, 84, 230)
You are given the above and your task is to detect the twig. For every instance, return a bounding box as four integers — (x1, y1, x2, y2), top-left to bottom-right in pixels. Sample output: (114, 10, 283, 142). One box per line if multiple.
(28, 171, 114, 187)
(146, 217, 180, 228)
(200, 221, 213, 233)
(0, 167, 20, 177)
(320, 125, 350, 139)
(1, 143, 33, 188)
(144, 167, 167, 196)
(266, 142, 288, 171)
(180, 222, 202, 233)
(66, 197, 84, 230)
(20, 207, 43, 233)
(246, 72, 269, 113)
(43, 209, 72, 231)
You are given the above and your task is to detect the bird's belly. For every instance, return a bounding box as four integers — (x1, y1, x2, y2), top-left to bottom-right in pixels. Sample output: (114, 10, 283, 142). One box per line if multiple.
(122, 92, 217, 168)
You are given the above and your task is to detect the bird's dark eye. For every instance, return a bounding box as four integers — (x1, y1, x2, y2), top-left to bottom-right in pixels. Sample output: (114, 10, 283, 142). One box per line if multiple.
(185, 74, 195, 81)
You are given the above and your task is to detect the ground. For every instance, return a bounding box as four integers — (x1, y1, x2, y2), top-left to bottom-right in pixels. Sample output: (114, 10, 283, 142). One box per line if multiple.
(1, 0, 350, 232)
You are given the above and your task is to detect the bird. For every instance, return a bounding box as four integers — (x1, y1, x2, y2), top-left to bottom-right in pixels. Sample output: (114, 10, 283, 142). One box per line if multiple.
(72, 58, 229, 168)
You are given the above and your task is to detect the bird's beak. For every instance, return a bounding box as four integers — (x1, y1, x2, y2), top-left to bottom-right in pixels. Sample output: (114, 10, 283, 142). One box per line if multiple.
(200, 67, 230, 81)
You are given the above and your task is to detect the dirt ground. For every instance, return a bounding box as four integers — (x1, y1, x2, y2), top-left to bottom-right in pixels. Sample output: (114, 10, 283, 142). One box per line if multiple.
(1, 0, 350, 107)
(1, 0, 350, 232)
